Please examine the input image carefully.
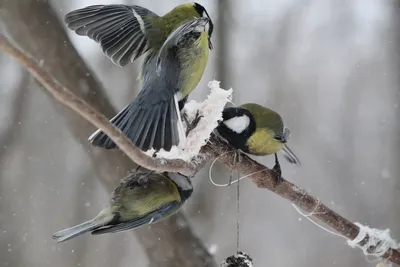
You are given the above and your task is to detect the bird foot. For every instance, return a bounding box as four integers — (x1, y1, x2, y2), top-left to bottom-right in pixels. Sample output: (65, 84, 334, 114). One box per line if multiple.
(184, 110, 203, 136)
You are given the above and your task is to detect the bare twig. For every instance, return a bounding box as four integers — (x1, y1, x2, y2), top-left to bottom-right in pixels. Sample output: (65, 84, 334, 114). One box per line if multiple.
(203, 134, 400, 265)
(0, 34, 202, 177)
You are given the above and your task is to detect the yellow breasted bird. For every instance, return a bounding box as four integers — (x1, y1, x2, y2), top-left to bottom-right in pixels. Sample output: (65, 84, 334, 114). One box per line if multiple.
(216, 103, 300, 181)
(52, 171, 193, 243)
(65, 3, 213, 66)
(65, 3, 213, 152)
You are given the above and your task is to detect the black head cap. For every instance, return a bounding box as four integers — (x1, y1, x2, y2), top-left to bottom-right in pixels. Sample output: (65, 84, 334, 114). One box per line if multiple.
(216, 107, 256, 153)
(194, 2, 214, 49)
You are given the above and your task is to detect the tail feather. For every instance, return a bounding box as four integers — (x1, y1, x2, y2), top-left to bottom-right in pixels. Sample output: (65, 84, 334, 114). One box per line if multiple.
(145, 106, 161, 150)
(138, 107, 158, 149)
(163, 100, 174, 151)
(133, 108, 152, 148)
(154, 106, 167, 150)
(89, 96, 185, 152)
(52, 219, 98, 243)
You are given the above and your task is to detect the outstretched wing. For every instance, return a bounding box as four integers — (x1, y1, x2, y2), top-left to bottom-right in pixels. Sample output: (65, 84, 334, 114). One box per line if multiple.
(65, 5, 158, 66)
(90, 201, 180, 235)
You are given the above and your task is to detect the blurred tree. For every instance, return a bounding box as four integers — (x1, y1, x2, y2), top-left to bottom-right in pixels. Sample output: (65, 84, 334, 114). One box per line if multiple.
(0, 69, 30, 267)
(216, 0, 231, 90)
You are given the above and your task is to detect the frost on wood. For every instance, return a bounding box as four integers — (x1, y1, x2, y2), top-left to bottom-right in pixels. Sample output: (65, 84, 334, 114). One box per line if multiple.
(347, 222, 399, 258)
(147, 80, 232, 161)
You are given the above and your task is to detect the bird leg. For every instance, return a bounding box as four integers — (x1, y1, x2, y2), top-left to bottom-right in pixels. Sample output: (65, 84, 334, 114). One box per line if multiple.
(272, 153, 282, 184)
(182, 110, 203, 136)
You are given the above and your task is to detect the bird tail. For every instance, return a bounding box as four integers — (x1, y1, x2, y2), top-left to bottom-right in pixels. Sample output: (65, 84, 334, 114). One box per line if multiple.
(52, 209, 115, 243)
(88, 95, 185, 152)
(52, 219, 98, 243)
(282, 144, 301, 164)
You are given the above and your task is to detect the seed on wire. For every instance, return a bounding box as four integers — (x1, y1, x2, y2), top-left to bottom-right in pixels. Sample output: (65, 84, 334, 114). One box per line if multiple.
(221, 251, 253, 267)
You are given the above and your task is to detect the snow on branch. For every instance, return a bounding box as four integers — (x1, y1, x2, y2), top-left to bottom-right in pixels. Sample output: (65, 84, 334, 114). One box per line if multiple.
(153, 80, 232, 161)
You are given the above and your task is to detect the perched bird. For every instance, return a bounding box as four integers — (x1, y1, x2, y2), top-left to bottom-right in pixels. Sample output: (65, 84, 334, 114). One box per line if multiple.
(216, 103, 300, 181)
(65, 3, 213, 151)
(52, 171, 193, 243)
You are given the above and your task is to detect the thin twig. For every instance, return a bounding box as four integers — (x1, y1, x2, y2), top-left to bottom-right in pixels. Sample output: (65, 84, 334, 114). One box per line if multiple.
(203, 134, 400, 265)
(0, 34, 202, 177)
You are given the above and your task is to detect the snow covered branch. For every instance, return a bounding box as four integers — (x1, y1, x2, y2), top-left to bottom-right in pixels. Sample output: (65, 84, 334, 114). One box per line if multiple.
(0, 33, 206, 177)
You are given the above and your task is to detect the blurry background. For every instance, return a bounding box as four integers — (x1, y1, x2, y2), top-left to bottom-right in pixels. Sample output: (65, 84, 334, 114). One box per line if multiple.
(1, 0, 399, 266)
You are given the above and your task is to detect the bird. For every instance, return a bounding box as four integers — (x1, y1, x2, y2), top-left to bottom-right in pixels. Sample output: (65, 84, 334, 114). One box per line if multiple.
(216, 103, 300, 182)
(52, 171, 193, 243)
(64, 3, 213, 152)
(64, 2, 213, 66)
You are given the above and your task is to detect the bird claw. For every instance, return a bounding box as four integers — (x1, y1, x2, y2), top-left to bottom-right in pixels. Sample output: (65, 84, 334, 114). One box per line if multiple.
(185, 110, 203, 136)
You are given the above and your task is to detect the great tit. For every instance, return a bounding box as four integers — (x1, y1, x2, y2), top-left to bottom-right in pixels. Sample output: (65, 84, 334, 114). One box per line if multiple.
(216, 103, 300, 181)
(52, 171, 193, 243)
(65, 4, 213, 152)
(64, 2, 213, 66)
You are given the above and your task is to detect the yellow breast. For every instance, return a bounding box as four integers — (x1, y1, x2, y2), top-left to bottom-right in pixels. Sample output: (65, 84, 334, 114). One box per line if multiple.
(180, 31, 209, 98)
(246, 128, 284, 156)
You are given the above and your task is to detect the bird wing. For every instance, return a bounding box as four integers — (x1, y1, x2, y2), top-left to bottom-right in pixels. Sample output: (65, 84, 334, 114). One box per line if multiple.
(90, 201, 180, 235)
(65, 5, 158, 66)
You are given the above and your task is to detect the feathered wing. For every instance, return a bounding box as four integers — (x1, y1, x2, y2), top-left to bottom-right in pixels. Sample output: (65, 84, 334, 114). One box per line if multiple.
(91, 201, 179, 235)
(65, 5, 158, 66)
(89, 51, 186, 151)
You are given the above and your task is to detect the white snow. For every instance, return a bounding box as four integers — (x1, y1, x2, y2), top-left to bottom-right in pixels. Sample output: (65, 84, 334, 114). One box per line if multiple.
(146, 80, 232, 162)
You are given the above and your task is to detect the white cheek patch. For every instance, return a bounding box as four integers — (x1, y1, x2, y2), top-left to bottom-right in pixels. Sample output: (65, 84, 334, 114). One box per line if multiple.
(223, 115, 250, 134)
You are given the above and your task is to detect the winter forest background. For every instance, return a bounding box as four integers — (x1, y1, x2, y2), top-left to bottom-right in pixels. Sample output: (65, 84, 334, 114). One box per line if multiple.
(1, 0, 399, 266)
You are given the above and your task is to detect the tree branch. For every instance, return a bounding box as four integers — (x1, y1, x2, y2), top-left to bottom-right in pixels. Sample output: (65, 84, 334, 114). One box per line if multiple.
(0, 34, 203, 177)
(203, 134, 400, 265)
